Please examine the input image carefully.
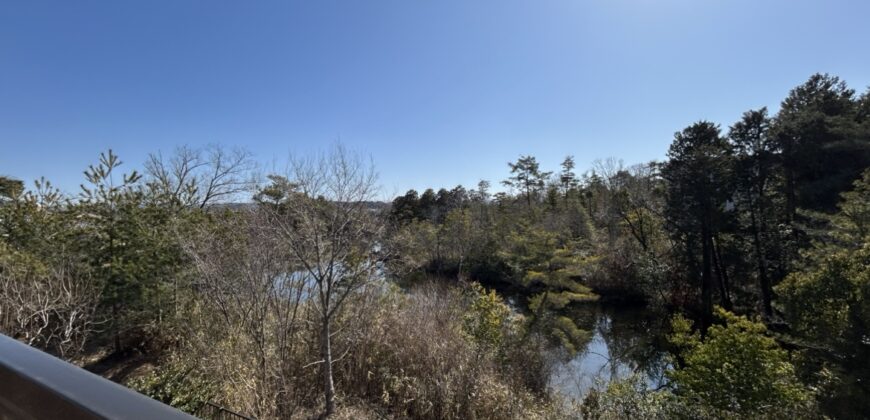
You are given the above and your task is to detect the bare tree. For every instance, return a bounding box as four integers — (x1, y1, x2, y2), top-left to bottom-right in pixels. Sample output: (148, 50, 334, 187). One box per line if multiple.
(591, 157, 626, 189)
(0, 180, 98, 358)
(183, 208, 312, 418)
(0, 253, 100, 358)
(266, 145, 383, 418)
(145, 144, 256, 208)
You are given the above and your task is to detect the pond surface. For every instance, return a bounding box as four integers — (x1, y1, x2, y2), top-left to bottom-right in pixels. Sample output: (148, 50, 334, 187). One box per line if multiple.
(548, 304, 672, 401)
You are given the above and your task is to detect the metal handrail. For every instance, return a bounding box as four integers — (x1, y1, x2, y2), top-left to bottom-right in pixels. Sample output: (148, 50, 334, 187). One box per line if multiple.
(0, 333, 196, 420)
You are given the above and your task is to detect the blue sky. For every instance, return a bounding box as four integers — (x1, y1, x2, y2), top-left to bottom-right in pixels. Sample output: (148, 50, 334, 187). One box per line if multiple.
(1, 0, 868, 198)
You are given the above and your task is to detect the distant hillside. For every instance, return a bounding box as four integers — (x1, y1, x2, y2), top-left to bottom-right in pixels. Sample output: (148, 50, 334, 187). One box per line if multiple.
(211, 201, 390, 212)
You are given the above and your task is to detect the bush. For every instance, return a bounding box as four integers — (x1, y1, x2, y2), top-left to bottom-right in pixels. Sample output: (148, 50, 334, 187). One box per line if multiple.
(337, 282, 561, 419)
(581, 374, 681, 420)
(152, 279, 566, 419)
(128, 356, 217, 414)
(462, 282, 511, 350)
(668, 308, 818, 418)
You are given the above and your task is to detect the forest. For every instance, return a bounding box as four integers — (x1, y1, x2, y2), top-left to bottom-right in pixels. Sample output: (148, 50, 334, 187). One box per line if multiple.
(1, 73, 868, 419)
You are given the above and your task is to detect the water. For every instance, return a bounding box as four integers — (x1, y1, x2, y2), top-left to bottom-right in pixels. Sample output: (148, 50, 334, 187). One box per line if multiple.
(548, 304, 671, 401)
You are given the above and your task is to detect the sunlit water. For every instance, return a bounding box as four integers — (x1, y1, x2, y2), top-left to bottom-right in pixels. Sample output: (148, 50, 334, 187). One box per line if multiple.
(548, 305, 671, 401)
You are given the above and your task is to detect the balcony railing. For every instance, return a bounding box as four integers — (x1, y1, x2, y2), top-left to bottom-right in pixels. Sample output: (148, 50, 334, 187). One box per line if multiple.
(0, 333, 196, 420)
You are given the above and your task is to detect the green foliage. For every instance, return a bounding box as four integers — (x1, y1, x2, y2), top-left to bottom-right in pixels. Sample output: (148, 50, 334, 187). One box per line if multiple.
(389, 186, 469, 225)
(497, 223, 596, 353)
(128, 357, 217, 414)
(777, 169, 870, 353)
(728, 107, 783, 316)
(4, 73, 870, 418)
(462, 283, 511, 350)
(390, 189, 423, 223)
(662, 121, 733, 326)
(0, 177, 99, 357)
(75, 150, 190, 352)
(558, 156, 579, 194)
(581, 374, 681, 420)
(500, 225, 597, 304)
(832, 168, 870, 242)
(0, 176, 24, 201)
(775, 172, 870, 417)
(0, 177, 67, 256)
(253, 174, 298, 208)
(668, 308, 816, 417)
(502, 155, 552, 209)
(774, 73, 869, 213)
(776, 245, 869, 348)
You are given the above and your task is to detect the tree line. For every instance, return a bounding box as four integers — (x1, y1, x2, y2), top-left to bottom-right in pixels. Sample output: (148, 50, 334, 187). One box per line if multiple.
(0, 73, 868, 418)
(384, 73, 869, 417)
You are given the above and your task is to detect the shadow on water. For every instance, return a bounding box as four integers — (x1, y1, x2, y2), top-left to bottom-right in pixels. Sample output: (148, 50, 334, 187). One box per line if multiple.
(399, 277, 674, 402)
(548, 304, 672, 401)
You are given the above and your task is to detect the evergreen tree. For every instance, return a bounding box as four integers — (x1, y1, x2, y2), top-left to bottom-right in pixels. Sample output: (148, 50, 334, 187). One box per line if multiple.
(729, 108, 781, 316)
(78, 150, 183, 353)
(559, 155, 579, 197)
(389, 189, 422, 224)
(502, 155, 552, 210)
(775, 170, 870, 417)
(662, 122, 734, 330)
(773, 73, 868, 215)
(0, 176, 24, 202)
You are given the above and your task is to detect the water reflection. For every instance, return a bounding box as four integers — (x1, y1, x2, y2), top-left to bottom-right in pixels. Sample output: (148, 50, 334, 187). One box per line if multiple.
(549, 304, 671, 400)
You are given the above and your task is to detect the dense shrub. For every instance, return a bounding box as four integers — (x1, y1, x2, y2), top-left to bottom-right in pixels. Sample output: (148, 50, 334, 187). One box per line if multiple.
(668, 308, 818, 418)
(338, 282, 562, 419)
(581, 374, 681, 420)
(128, 356, 217, 414)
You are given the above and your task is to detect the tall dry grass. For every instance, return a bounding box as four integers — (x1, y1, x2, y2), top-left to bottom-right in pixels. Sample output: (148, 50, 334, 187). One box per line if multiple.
(166, 277, 572, 419)
(334, 281, 563, 419)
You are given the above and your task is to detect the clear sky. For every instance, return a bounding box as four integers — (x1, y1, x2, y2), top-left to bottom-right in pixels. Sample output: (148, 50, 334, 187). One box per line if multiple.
(1, 0, 868, 198)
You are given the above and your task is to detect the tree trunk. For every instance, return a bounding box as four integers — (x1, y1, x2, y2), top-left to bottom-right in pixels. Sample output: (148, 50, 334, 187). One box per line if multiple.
(712, 236, 733, 311)
(700, 223, 714, 334)
(749, 207, 773, 317)
(525, 184, 532, 210)
(112, 301, 122, 354)
(320, 317, 336, 419)
(109, 217, 122, 354)
(457, 257, 464, 282)
(782, 139, 796, 222)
